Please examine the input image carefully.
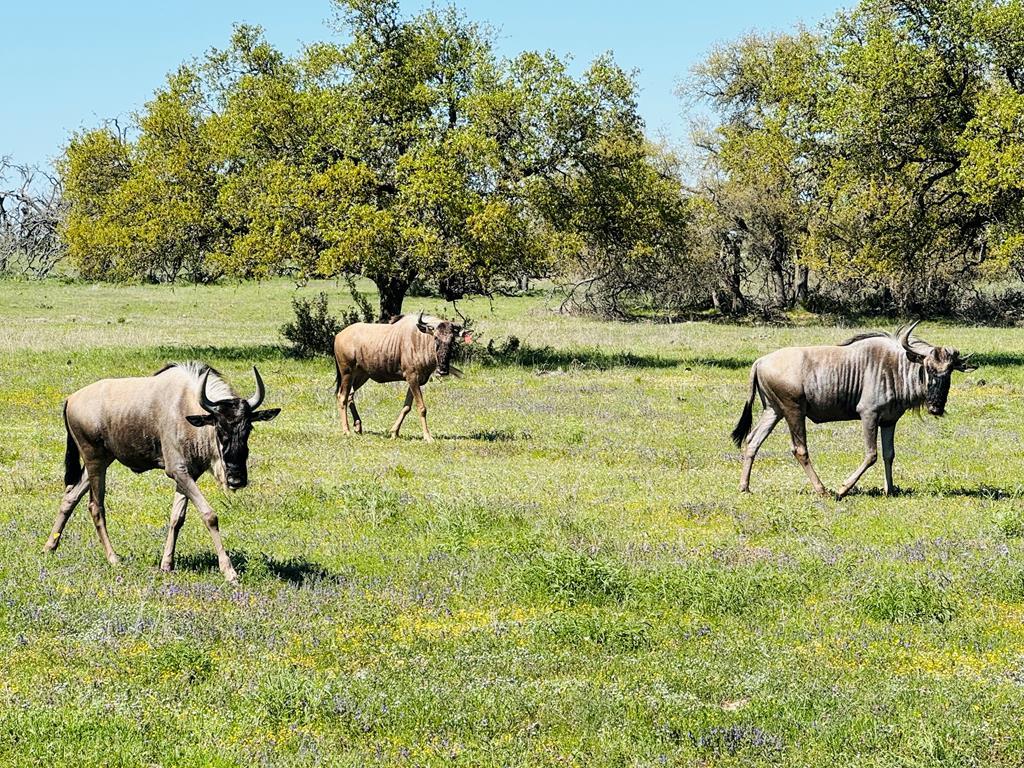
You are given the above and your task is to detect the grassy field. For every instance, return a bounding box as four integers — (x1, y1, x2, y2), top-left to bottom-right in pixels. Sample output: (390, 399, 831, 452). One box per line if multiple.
(3, 279, 1024, 766)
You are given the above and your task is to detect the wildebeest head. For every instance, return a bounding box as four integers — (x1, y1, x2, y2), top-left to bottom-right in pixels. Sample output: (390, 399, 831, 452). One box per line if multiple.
(897, 321, 976, 416)
(185, 367, 280, 489)
(416, 312, 472, 376)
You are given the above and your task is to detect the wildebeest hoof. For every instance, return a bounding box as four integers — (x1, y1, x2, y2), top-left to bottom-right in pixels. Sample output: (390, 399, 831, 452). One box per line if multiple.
(107, 553, 123, 566)
(224, 569, 239, 584)
(354, 423, 362, 434)
(160, 561, 174, 573)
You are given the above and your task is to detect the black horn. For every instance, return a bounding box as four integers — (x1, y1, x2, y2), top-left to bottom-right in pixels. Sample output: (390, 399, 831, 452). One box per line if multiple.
(896, 320, 921, 352)
(199, 369, 218, 413)
(247, 366, 265, 410)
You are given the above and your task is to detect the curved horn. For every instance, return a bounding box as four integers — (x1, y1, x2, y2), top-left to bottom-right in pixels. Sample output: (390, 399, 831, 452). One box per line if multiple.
(896, 320, 921, 351)
(199, 369, 217, 413)
(247, 366, 265, 410)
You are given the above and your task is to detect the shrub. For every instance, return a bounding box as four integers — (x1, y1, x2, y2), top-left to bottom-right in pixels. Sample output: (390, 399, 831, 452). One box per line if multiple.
(280, 280, 374, 358)
(280, 292, 342, 358)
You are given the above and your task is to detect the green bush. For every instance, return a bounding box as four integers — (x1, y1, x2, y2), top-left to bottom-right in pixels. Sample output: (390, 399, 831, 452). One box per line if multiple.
(280, 292, 342, 358)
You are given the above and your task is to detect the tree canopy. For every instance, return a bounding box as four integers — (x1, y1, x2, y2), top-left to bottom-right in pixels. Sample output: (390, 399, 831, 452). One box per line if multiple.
(61, 0, 676, 317)
(56, 0, 1024, 319)
(688, 0, 1024, 316)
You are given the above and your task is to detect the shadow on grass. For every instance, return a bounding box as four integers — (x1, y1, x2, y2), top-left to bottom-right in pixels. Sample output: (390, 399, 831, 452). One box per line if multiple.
(852, 484, 1020, 500)
(176, 551, 338, 586)
(971, 352, 1024, 369)
(448, 429, 529, 442)
(468, 341, 751, 371)
(343, 429, 526, 443)
(153, 344, 288, 363)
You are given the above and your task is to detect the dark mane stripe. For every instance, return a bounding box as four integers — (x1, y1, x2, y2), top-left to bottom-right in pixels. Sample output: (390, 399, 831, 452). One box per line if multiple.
(837, 331, 892, 347)
(153, 362, 221, 377)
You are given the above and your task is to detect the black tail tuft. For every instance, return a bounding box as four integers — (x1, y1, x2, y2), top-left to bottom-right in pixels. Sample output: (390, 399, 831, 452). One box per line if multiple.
(731, 401, 753, 448)
(733, 399, 757, 448)
(62, 402, 83, 487)
(333, 357, 343, 396)
(731, 364, 760, 448)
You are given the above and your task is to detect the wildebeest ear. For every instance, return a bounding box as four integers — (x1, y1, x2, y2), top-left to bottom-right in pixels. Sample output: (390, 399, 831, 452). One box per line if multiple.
(185, 414, 217, 427)
(954, 353, 977, 372)
(250, 408, 280, 422)
(902, 346, 926, 364)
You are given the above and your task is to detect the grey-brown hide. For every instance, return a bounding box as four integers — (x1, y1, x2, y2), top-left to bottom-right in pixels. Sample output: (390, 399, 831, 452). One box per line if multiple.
(731, 322, 975, 498)
(333, 312, 468, 441)
(45, 362, 279, 581)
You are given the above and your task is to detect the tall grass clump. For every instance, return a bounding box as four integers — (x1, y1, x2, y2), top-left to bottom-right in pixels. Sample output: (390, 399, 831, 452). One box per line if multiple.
(522, 549, 633, 606)
(858, 569, 958, 623)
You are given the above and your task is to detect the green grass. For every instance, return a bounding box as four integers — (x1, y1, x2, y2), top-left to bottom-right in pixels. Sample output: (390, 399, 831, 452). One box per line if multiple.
(2, 278, 1024, 766)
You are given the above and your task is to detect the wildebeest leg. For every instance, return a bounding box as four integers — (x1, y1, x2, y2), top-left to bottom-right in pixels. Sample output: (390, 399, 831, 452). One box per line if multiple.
(739, 408, 781, 492)
(390, 388, 414, 439)
(836, 416, 879, 499)
(337, 368, 353, 434)
(409, 381, 433, 442)
(86, 462, 121, 565)
(880, 423, 897, 495)
(348, 371, 368, 434)
(160, 491, 188, 572)
(44, 471, 90, 553)
(172, 472, 238, 583)
(784, 413, 828, 496)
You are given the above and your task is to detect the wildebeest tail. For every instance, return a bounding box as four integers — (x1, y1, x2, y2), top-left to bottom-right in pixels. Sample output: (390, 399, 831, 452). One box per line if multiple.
(333, 356, 343, 396)
(731, 364, 759, 448)
(62, 401, 83, 487)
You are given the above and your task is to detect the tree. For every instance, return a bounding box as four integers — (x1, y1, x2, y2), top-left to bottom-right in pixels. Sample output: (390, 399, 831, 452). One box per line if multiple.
(60, 1, 649, 318)
(689, 30, 825, 312)
(0, 158, 67, 277)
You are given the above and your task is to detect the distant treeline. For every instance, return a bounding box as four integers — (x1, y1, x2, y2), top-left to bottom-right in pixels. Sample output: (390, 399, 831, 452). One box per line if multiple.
(5, 0, 1024, 320)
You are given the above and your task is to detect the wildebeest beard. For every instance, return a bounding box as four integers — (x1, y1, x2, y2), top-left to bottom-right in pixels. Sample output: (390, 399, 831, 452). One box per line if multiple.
(211, 401, 253, 489)
(436, 337, 456, 375)
(925, 372, 952, 416)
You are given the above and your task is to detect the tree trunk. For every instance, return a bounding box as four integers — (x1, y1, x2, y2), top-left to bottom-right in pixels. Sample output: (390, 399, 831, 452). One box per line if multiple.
(794, 261, 809, 307)
(375, 275, 412, 321)
(718, 237, 746, 315)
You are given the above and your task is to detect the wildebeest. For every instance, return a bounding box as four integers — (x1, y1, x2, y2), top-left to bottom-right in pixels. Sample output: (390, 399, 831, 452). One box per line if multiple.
(731, 322, 975, 498)
(45, 362, 280, 581)
(333, 312, 471, 441)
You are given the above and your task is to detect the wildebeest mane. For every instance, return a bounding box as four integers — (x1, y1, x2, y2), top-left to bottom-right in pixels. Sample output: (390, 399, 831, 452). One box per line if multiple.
(836, 331, 892, 347)
(153, 361, 234, 401)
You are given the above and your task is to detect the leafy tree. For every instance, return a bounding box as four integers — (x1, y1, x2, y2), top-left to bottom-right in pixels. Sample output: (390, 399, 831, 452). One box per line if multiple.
(688, 0, 1024, 315)
(689, 30, 825, 312)
(60, 1, 654, 318)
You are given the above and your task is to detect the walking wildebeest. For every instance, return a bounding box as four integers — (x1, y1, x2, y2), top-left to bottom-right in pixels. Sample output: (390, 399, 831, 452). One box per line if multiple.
(731, 322, 975, 498)
(46, 362, 280, 582)
(333, 312, 471, 441)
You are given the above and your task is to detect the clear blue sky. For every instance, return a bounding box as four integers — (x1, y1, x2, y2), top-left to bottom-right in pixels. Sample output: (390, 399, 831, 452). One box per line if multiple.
(2, 1, 845, 169)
